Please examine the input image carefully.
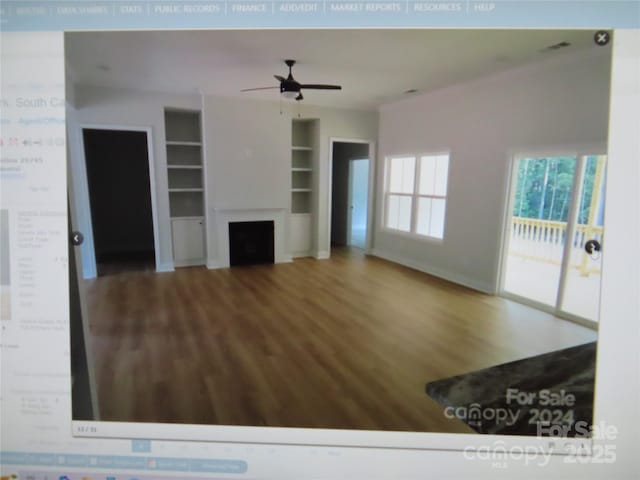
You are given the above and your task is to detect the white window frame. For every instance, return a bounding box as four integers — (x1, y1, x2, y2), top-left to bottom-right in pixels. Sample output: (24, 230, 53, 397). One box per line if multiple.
(383, 151, 450, 241)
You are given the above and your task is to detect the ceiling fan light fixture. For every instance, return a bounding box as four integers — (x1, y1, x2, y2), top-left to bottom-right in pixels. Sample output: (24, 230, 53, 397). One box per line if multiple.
(242, 59, 341, 101)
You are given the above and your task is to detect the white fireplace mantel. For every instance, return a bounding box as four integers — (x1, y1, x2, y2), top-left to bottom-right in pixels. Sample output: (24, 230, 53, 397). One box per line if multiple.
(207, 208, 291, 269)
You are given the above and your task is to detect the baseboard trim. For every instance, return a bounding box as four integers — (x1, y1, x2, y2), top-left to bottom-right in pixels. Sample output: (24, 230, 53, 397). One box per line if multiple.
(156, 262, 175, 273)
(209, 257, 293, 268)
(316, 250, 330, 260)
(370, 248, 493, 294)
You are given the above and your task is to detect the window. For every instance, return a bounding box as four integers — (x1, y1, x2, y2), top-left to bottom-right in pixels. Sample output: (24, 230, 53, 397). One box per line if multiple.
(384, 153, 450, 239)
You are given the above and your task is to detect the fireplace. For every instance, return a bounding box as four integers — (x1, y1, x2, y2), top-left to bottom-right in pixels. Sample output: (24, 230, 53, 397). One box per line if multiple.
(210, 208, 288, 269)
(229, 221, 275, 266)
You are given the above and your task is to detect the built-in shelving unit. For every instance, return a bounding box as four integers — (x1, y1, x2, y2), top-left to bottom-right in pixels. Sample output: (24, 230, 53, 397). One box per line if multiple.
(291, 120, 314, 215)
(290, 119, 318, 257)
(165, 109, 206, 266)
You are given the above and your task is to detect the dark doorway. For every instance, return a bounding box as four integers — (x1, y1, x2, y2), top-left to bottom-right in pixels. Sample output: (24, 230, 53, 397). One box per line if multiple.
(331, 142, 370, 249)
(83, 129, 155, 276)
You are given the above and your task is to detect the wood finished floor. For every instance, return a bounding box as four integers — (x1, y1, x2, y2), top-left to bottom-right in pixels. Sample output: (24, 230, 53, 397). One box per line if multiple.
(85, 248, 597, 432)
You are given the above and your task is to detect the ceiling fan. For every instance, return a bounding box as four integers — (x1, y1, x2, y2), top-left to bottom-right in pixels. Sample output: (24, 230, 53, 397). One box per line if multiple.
(241, 59, 342, 101)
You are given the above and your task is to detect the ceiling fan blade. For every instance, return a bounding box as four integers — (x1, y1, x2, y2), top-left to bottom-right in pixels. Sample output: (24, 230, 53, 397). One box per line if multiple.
(274, 75, 286, 82)
(240, 86, 280, 92)
(300, 84, 342, 90)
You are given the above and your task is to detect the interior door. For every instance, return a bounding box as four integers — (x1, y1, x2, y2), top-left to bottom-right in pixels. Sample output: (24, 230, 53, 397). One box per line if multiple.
(347, 158, 369, 249)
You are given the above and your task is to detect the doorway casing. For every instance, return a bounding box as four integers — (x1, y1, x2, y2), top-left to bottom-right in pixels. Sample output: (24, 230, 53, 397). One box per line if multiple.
(327, 137, 376, 256)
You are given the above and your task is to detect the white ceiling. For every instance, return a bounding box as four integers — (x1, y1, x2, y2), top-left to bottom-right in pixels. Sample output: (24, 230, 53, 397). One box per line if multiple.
(65, 29, 601, 110)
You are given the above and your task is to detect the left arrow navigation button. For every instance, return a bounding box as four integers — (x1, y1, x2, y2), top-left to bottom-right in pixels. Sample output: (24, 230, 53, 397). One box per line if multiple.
(71, 231, 84, 246)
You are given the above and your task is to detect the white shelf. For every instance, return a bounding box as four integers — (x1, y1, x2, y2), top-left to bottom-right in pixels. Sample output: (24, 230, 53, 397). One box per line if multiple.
(292, 146, 312, 151)
(171, 216, 204, 220)
(291, 168, 312, 172)
(166, 141, 202, 147)
(169, 188, 203, 193)
(291, 188, 311, 192)
(168, 165, 202, 170)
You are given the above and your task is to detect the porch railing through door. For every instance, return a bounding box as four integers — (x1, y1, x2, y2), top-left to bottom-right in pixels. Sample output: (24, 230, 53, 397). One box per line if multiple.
(509, 217, 603, 276)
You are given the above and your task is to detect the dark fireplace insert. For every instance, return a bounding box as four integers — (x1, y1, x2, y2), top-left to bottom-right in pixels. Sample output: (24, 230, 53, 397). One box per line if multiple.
(229, 221, 275, 266)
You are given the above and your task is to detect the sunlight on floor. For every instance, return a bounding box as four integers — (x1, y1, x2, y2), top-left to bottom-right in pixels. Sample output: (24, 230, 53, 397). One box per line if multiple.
(503, 255, 601, 322)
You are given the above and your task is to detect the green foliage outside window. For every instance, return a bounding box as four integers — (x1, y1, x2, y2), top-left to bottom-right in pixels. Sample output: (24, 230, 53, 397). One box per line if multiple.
(512, 156, 603, 225)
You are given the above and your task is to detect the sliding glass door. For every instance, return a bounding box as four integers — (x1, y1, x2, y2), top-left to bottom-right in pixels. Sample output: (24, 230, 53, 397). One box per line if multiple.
(559, 155, 607, 321)
(501, 153, 607, 324)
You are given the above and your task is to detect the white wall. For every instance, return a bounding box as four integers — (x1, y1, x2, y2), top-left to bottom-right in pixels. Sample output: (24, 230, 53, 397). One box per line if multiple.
(202, 96, 291, 210)
(202, 95, 378, 262)
(373, 47, 612, 293)
(67, 85, 201, 275)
